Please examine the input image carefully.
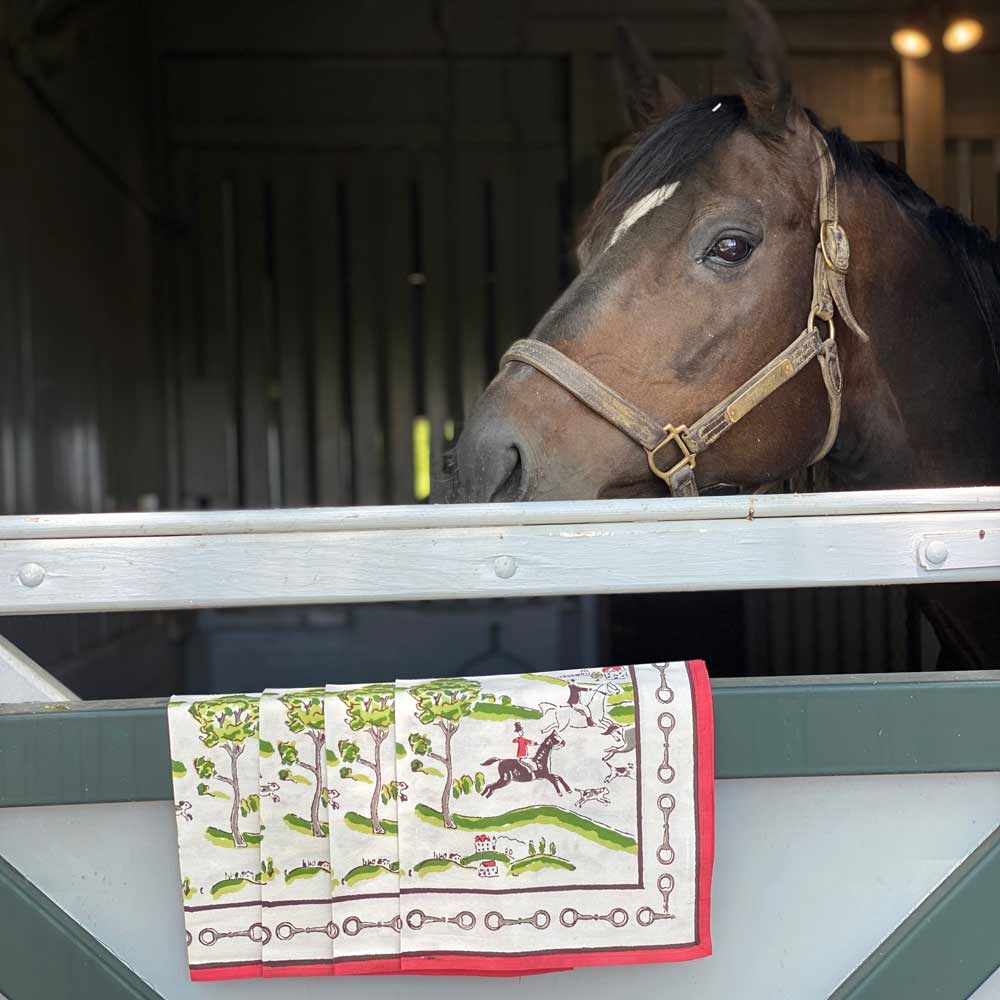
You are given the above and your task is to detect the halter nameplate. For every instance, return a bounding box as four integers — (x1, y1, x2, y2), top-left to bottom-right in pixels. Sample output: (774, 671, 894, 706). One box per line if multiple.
(500, 128, 869, 497)
(726, 358, 795, 424)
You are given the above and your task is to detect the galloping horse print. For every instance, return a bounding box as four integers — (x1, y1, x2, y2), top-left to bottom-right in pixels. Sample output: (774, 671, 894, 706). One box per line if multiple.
(538, 681, 621, 735)
(481, 731, 572, 798)
(439, 0, 1000, 670)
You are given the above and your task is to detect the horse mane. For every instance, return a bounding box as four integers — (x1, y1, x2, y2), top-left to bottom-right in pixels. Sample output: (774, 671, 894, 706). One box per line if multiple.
(582, 95, 1000, 373)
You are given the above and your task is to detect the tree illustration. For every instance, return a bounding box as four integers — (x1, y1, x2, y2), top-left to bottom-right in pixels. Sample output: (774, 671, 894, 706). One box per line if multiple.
(407, 678, 482, 829)
(276, 689, 327, 837)
(335, 683, 395, 835)
(189, 696, 259, 848)
(549, 841, 557, 856)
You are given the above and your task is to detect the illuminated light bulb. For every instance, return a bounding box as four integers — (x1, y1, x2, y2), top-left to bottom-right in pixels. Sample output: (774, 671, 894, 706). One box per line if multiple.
(942, 17, 984, 52)
(891, 26, 934, 57)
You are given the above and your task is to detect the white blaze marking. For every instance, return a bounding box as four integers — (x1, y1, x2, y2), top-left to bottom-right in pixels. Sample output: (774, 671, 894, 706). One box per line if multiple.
(606, 181, 680, 250)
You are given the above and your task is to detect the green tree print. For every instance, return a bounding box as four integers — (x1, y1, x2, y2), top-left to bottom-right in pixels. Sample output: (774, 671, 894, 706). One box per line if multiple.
(407, 678, 482, 830)
(335, 683, 395, 835)
(277, 689, 328, 838)
(189, 696, 259, 848)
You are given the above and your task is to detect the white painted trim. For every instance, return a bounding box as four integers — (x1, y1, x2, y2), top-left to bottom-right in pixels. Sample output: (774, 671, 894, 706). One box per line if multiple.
(0, 634, 77, 701)
(0, 487, 998, 540)
(1, 506, 999, 614)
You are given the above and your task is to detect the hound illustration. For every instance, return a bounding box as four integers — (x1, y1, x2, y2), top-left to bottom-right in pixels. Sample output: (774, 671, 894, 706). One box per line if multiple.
(605, 762, 635, 784)
(176, 800, 193, 823)
(539, 680, 621, 734)
(481, 731, 572, 798)
(574, 787, 611, 808)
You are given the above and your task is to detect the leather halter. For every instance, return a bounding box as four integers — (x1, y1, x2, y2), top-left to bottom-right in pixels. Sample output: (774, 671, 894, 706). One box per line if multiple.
(500, 130, 870, 497)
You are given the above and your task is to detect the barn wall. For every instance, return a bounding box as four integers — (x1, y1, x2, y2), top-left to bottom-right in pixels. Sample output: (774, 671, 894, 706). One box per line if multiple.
(150, 0, 994, 676)
(0, 0, 180, 696)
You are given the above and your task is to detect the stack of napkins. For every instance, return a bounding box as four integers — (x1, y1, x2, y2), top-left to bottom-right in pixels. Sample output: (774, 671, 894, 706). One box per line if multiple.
(168, 662, 714, 979)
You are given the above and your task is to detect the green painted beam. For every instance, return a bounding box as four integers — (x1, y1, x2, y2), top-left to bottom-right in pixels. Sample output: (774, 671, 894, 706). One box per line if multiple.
(831, 823, 1000, 1000)
(3, 673, 1000, 807)
(0, 854, 163, 1000)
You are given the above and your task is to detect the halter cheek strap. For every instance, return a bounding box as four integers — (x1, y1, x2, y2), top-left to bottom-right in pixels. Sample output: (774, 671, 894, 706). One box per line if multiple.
(500, 130, 870, 498)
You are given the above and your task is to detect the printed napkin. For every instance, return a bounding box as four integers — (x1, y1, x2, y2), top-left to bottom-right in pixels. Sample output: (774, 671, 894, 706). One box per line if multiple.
(395, 662, 713, 974)
(168, 694, 264, 981)
(326, 683, 401, 974)
(169, 661, 714, 980)
(258, 690, 336, 978)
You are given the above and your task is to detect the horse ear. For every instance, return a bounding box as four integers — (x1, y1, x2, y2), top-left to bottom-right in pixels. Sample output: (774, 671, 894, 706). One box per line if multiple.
(613, 21, 688, 134)
(728, 0, 797, 135)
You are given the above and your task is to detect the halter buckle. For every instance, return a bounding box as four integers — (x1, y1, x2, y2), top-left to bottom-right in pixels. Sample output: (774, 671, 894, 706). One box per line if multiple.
(646, 425, 696, 485)
(819, 220, 850, 275)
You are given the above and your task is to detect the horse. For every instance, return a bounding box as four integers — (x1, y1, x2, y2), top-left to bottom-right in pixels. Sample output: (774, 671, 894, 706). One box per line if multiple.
(437, 0, 1000, 671)
(481, 730, 572, 798)
(538, 680, 621, 734)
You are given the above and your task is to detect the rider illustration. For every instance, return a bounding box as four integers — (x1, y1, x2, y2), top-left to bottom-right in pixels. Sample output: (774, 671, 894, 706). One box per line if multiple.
(512, 722, 538, 773)
(512, 722, 535, 758)
(566, 679, 596, 726)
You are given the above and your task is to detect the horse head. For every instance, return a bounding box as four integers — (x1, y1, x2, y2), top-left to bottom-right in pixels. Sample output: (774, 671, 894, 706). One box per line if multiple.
(441, 0, 889, 502)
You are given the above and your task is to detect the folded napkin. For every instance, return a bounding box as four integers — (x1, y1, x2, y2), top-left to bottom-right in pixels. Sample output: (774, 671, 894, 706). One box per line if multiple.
(325, 683, 401, 975)
(258, 689, 336, 978)
(169, 661, 714, 980)
(168, 694, 264, 981)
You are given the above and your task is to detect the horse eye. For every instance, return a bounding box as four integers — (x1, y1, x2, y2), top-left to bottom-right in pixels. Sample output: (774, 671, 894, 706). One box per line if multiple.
(708, 236, 753, 264)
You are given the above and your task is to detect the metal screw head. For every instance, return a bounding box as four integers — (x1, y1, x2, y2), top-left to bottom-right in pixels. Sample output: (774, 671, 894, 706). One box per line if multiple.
(17, 563, 46, 588)
(924, 540, 949, 566)
(493, 555, 517, 579)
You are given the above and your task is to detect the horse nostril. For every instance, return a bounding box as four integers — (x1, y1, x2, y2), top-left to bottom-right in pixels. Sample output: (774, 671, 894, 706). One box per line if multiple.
(488, 446, 525, 503)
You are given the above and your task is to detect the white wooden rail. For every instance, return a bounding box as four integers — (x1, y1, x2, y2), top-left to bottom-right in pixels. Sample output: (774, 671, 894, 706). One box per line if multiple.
(1, 487, 999, 614)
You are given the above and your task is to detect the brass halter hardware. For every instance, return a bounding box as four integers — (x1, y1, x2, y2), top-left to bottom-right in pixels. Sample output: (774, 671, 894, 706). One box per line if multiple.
(646, 425, 695, 485)
(500, 129, 870, 498)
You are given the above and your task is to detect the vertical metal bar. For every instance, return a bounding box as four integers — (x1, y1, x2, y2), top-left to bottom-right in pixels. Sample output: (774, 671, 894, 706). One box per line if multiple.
(419, 150, 449, 493)
(346, 154, 384, 505)
(233, 163, 274, 508)
(272, 165, 311, 507)
(458, 151, 487, 420)
(385, 153, 416, 505)
(311, 160, 350, 507)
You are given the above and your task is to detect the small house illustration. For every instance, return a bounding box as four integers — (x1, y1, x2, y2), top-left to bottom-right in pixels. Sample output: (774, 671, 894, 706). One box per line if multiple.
(473, 834, 491, 852)
(601, 665, 629, 681)
(477, 860, 500, 879)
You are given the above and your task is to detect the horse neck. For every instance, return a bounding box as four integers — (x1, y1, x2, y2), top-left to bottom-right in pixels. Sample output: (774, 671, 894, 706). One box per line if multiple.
(829, 178, 1000, 489)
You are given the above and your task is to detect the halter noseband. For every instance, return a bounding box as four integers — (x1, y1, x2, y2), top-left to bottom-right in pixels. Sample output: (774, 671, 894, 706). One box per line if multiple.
(500, 130, 870, 498)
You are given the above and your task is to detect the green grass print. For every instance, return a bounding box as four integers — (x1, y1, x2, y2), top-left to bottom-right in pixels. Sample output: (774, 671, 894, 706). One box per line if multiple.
(469, 702, 543, 721)
(342, 863, 399, 886)
(509, 855, 576, 876)
(343, 811, 399, 836)
(413, 857, 471, 877)
(282, 813, 330, 837)
(204, 827, 264, 849)
(285, 865, 326, 885)
(413, 804, 637, 854)
(210, 877, 254, 899)
(461, 851, 511, 866)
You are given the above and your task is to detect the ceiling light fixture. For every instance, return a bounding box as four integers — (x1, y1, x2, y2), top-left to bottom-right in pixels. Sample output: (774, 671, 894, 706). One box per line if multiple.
(942, 16, 984, 52)
(891, 25, 934, 57)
